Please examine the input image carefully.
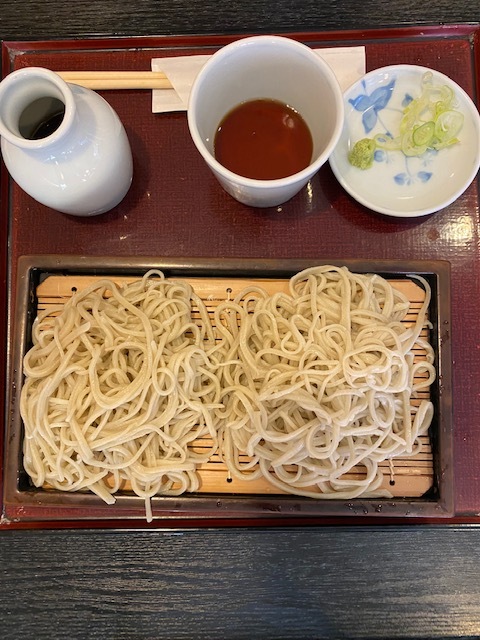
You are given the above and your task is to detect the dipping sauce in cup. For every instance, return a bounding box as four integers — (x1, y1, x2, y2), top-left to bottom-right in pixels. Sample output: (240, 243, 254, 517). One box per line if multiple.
(214, 98, 313, 180)
(187, 35, 344, 208)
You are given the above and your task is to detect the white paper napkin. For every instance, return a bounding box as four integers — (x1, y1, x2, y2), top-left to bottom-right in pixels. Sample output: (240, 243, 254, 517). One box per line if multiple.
(151, 46, 365, 113)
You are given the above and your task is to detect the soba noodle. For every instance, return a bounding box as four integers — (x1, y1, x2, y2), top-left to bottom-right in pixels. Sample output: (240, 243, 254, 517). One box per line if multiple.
(20, 270, 221, 521)
(20, 265, 436, 517)
(211, 265, 435, 499)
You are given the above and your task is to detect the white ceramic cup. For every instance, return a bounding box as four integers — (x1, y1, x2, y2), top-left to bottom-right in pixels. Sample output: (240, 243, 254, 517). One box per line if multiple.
(187, 35, 344, 208)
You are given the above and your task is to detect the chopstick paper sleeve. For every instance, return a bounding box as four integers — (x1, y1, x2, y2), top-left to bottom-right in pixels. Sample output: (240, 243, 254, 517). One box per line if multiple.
(151, 46, 365, 113)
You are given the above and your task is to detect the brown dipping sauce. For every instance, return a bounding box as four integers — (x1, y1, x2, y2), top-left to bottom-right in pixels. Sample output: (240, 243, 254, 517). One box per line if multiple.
(214, 98, 313, 180)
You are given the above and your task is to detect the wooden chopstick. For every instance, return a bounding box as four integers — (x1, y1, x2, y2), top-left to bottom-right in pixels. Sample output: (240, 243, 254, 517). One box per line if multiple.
(57, 71, 172, 90)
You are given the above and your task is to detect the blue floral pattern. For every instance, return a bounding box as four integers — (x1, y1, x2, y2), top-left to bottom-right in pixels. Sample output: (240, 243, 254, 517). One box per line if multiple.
(349, 77, 434, 187)
(394, 170, 432, 186)
(349, 79, 396, 134)
(329, 64, 477, 217)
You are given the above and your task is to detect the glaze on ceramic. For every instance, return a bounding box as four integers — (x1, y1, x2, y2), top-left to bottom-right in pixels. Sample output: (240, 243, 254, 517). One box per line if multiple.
(329, 64, 480, 217)
(0, 67, 133, 216)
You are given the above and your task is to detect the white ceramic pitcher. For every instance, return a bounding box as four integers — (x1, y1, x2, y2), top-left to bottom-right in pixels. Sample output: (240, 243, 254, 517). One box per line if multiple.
(0, 67, 133, 216)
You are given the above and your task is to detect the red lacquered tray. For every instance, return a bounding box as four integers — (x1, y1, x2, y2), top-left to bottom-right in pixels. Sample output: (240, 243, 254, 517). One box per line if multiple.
(1, 25, 479, 529)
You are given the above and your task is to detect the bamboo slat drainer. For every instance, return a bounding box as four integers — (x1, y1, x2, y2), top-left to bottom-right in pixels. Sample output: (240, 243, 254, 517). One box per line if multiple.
(34, 274, 434, 499)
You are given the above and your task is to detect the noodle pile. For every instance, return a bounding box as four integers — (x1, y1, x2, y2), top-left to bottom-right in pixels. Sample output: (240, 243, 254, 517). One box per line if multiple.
(21, 271, 221, 521)
(211, 265, 435, 499)
(20, 265, 436, 516)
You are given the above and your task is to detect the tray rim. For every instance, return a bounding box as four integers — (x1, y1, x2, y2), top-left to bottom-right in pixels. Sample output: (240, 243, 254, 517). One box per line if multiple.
(2, 23, 480, 96)
(3, 254, 453, 524)
(2, 23, 479, 54)
(2, 24, 473, 527)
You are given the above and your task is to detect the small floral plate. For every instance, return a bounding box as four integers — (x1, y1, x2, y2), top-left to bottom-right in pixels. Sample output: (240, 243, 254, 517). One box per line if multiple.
(329, 64, 480, 217)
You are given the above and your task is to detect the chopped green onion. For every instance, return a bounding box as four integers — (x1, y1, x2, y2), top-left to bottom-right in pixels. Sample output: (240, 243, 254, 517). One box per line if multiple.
(348, 72, 464, 169)
(434, 110, 464, 144)
(412, 121, 435, 148)
(401, 132, 423, 157)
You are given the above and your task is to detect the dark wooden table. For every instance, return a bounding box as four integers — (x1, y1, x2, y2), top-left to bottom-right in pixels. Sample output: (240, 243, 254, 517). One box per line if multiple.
(1, 2, 480, 639)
